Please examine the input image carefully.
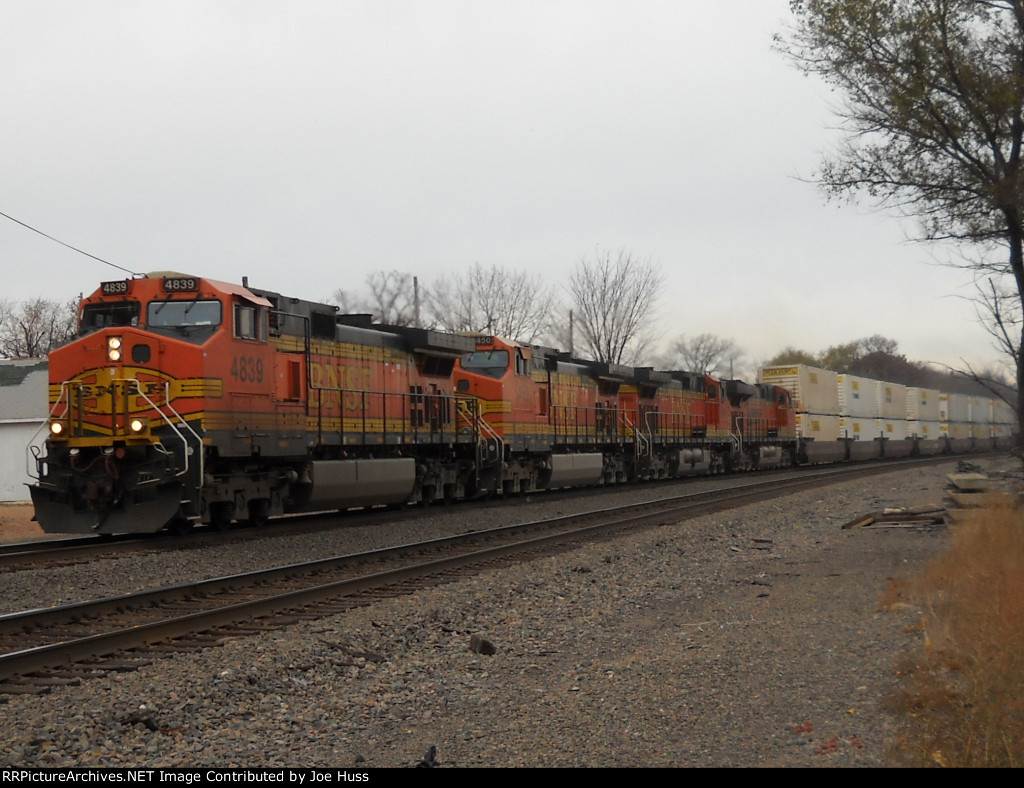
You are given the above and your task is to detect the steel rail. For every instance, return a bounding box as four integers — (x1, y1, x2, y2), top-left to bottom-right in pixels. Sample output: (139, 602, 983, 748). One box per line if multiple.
(0, 456, 958, 690)
(0, 454, 966, 571)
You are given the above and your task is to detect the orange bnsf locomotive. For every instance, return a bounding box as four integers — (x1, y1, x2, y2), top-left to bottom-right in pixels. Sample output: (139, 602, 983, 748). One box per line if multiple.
(29, 273, 484, 534)
(28, 273, 797, 535)
(454, 336, 796, 494)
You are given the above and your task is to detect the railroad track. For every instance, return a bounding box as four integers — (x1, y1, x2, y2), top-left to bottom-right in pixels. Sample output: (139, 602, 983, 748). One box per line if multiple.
(0, 455, 966, 572)
(0, 533, 146, 569)
(0, 509, 390, 571)
(0, 457, 958, 695)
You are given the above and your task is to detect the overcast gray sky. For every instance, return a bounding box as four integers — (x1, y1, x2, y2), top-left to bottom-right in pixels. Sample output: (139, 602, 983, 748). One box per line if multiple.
(0, 1, 1002, 376)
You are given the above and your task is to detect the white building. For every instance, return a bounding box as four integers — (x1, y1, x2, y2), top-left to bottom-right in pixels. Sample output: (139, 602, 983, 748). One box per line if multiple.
(0, 359, 48, 501)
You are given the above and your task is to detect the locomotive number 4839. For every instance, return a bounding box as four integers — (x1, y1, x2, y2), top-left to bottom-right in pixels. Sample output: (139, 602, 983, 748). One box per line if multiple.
(163, 277, 198, 292)
(231, 356, 264, 383)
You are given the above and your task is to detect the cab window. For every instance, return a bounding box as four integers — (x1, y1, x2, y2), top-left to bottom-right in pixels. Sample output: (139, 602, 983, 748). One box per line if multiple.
(515, 349, 528, 376)
(461, 349, 509, 379)
(234, 303, 267, 341)
(81, 302, 140, 332)
(148, 299, 222, 328)
(144, 299, 222, 344)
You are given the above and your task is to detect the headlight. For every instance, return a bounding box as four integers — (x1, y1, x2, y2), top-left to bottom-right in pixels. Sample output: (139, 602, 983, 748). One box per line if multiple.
(129, 419, 145, 433)
(50, 421, 64, 435)
(107, 336, 123, 362)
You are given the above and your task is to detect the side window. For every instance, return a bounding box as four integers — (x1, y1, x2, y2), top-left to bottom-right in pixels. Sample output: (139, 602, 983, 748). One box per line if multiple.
(235, 304, 255, 339)
(234, 304, 267, 341)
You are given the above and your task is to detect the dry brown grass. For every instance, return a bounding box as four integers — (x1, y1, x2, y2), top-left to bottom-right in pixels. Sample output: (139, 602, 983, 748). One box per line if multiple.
(885, 499, 1024, 767)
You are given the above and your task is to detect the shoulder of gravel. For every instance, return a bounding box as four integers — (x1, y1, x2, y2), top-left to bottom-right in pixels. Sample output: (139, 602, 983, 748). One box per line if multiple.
(0, 460, 963, 767)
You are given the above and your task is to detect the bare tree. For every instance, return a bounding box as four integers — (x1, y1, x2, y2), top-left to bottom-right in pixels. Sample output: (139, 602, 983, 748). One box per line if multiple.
(425, 263, 554, 343)
(859, 334, 900, 357)
(422, 274, 473, 333)
(332, 270, 421, 326)
(0, 297, 78, 359)
(777, 0, 1024, 448)
(364, 271, 420, 326)
(666, 333, 741, 376)
(567, 248, 663, 365)
(330, 288, 363, 314)
(0, 298, 10, 343)
(963, 276, 1022, 402)
(543, 313, 574, 356)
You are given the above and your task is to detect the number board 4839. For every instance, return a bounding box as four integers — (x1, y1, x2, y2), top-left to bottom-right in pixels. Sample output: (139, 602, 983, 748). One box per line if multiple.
(163, 277, 198, 292)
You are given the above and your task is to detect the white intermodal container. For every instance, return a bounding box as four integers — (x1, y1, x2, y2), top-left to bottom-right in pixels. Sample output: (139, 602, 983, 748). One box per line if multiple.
(991, 397, 1015, 427)
(838, 416, 878, 440)
(876, 381, 908, 420)
(907, 420, 942, 439)
(759, 365, 839, 414)
(967, 395, 988, 424)
(879, 418, 908, 441)
(795, 412, 841, 442)
(837, 374, 878, 418)
(906, 388, 941, 422)
(939, 392, 971, 423)
(978, 396, 995, 424)
(941, 421, 973, 440)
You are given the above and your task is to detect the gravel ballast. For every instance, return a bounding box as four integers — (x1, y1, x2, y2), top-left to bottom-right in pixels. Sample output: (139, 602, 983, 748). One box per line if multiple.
(0, 461, 974, 768)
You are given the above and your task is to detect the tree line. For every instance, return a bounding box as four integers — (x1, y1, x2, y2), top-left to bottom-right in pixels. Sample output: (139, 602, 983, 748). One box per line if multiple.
(327, 245, 667, 362)
(0, 248, 667, 366)
(0, 263, 1013, 405)
(0, 297, 77, 360)
(766, 334, 1014, 400)
(331, 248, 665, 366)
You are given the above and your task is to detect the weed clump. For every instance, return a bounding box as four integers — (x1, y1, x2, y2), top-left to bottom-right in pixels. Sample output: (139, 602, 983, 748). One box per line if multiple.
(886, 499, 1024, 767)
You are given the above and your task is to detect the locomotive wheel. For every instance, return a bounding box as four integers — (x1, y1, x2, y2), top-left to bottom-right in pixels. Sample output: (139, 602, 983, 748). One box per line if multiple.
(169, 517, 194, 536)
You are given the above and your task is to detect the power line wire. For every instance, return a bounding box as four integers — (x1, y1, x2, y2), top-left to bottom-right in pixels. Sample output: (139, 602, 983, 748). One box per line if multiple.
(0, 209, 140, 277)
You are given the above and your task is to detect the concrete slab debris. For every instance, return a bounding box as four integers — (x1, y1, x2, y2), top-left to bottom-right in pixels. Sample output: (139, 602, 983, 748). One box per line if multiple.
(945, 473, 992, 492)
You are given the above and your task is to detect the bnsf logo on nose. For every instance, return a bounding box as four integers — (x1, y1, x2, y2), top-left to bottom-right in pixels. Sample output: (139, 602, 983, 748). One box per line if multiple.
(54, 368, 216, 416)
(77, 381, 164, 399)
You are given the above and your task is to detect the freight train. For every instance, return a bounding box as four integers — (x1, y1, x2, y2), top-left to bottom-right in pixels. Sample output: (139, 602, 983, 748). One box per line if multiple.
(25, 273, 1013, 535)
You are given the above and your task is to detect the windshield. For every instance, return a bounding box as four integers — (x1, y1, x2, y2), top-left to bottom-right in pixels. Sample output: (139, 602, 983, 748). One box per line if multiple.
(461, 349, 509, 379)
(147, 299, 222, 328)
(81, 302, 141, 331)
